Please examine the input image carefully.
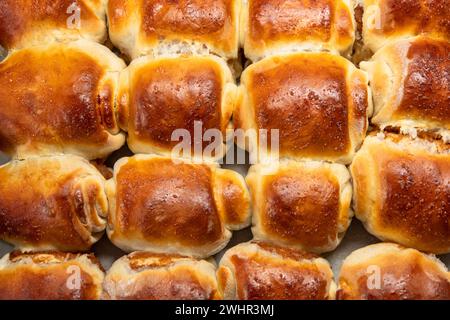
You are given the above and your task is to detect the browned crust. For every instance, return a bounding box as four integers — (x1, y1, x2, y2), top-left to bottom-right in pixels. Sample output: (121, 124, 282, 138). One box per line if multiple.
(113, 158, 224, 246)
(0, 0, 104, 50)
(260, 171, 341, 248)
(0, 47, 114, 155)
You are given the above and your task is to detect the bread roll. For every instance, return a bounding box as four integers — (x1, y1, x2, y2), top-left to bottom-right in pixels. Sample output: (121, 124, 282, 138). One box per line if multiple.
(351, 133, 450, 254)
(241, 0, 356, 61)
(0, 0, 107, 52)
(117, 54, 236, 161)
(107, 0, 240, 59)
(103, 252, 221, 300)
(247, 160, 353, 253)
(0, 251, 104, 300)
(361, 0, 449, 53)
(0, 155, 108, 251)
(0, 40, 126, 159)
(235, 52, 372, 164)
(361, 36, 450, 139)
(106, 155, 251, 258)
(217, 241, 336, 300)
(338, 243, 450, 300)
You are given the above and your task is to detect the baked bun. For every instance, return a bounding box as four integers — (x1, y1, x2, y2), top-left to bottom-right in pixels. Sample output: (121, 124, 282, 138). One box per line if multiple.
(0, 40, 126, 160)
(106, 155, 251, 258)
(361, 36, 450, 139)
(247, 160, 353, 253)
(117, 54, 236, 161)
(0, 251, 104, 300)
(0, 0, 107, 52)
(337, 243, 450, 300)
(235, 52, 372, 164)
(361, 0, 449, 53)
(103, 252, 221, 300)
(107, 0, 240, 59)
(217, 241, 336, 300)
(0, 155, 108, 251)
(241, 0, 356, 61)
(351, 133, 450, 254)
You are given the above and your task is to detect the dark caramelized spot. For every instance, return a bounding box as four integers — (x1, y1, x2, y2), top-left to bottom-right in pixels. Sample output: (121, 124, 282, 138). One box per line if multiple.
(128, 252, 189, 270)
(262, 171, 340, 248)
(230, 253, 329, 300)
(115, 158, 223, 246)
(0, 47, 110, 151)
(129, 58, 223, 152)
(397, 38, 450, 126)
(377, 0, 450, 37)
(98, 84, 117, 131)
(379, 154, 450, 251)
(249, 0, 333, 43)
(250, 55, 350, 157)
(0, 263, 100, 300)
(0, 0, 100, 50)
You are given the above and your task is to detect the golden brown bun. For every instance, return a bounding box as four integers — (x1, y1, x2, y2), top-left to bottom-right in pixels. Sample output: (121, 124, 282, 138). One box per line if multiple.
(106, 155, 251, 258)
(217, 241, 336, 300)
(0, 251, 104, 300)
(247, 160, 353, 253)
(241, 0, 356, 61)
(0, 40, 126, 160)
(361, 36, 450, 139)
(361, 0, 450, 53)
(117, 54, 236, 161)
(351, 133, 450, 254)
(337, 243, 450, 300)
(103, 252, 221, 300)
(236, 52, 372, 164)
(107, 0, 240, 59)
(0, 155, 108, 251)
(0, 0, 107, 52)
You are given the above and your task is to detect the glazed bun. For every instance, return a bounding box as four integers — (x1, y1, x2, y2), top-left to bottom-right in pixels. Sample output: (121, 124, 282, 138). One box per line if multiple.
(103, 252, 221, 300)
(0, 0, 107, 52)
(241, 0, 356, 61)
(338, 243, 450, 300)
(106, 155, 251, 258)
(0, 155, 109, 252)
(107, 0, 240, 59)
(361, 0, 450, 53)
(351, 133, 450, 254)
(0, 40, 126, 160)
(247, 160, 353, 253)
(361, 36, 449, 140)
(217, 241, 336, 300)
(0, 251, 104, 300)
(235, 52, 372, 164)
(117, 54, 236, 161)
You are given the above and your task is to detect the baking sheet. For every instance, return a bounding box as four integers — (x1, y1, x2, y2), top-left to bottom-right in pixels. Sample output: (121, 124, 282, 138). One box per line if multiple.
(0, 150, 448, 278)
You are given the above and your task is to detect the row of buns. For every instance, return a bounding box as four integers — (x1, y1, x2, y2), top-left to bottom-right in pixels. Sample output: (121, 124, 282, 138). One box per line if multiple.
(1, 35, 448, 160)
(0, 242, 448, 300)
(0, 130, 448, 255)
(0, 0, 448, 300)
(1, 1, 448, 61)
